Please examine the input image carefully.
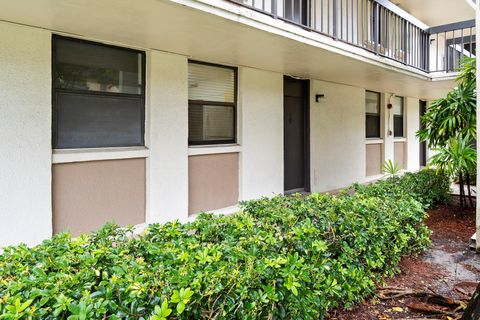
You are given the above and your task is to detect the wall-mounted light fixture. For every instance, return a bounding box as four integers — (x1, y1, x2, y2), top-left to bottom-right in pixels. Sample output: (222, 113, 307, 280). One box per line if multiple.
(315, 94, 325, 102)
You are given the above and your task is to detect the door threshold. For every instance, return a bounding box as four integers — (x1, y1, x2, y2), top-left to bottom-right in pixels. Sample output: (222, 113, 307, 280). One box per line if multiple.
(284, 188, 306, 195)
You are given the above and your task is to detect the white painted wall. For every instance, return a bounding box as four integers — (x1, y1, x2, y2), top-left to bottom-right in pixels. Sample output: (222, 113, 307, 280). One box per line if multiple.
(239, 67, 284, 200)
(406, 97, 420, 171)
(310, 80, 365, 192)
(147, 51, 189, 223)
(0, 19, 449, 248)
(0, 22, 52, 247)
(429, 33, 447, 72)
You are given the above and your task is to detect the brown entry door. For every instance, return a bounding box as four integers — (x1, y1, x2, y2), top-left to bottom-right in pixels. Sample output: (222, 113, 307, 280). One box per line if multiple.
(284, 77, 309, 192)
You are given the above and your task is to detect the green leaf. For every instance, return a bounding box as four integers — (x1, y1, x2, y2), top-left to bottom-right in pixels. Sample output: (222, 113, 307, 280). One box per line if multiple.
(176, 301, 185, 314)
(170, 290, 181, 303)
(291, 286, 298, 296)
(160, 300, 172, 317)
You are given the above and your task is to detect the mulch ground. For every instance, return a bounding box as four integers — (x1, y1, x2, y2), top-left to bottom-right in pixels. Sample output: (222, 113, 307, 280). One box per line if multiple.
(327, 197, 479, 320)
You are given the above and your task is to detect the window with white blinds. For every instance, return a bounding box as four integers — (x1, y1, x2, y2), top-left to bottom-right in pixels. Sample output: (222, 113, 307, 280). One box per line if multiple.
(188, 62, 236, 145)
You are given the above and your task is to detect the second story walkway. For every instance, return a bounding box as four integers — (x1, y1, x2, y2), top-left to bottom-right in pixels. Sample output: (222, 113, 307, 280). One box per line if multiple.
(229, 0, 475, 73)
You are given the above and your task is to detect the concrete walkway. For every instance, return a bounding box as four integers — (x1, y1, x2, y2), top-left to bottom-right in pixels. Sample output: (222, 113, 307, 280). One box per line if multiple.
(451, 183, 477, 196)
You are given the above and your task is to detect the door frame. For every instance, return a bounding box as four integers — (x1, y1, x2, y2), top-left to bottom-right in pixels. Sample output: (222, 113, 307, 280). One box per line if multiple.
(283, 76, 310, 193)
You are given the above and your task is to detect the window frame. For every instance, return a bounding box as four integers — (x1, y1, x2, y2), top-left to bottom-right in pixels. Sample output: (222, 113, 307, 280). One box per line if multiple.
(393, 96, 405, 138)
(52, 35, 146, 150)
(365, 90, 381, 139)
(188, 60, 238, 146)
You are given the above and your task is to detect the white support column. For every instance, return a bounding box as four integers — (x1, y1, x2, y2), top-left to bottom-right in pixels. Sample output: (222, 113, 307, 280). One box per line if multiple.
(239, 67, 284, 201)
(0, 22, 52, 247)
(147, 51, 189, 224)
(406, 97, 420, 171)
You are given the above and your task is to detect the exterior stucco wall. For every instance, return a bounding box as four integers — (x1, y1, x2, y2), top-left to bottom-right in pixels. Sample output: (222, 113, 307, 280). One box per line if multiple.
(0, 22, 52, 247)
(239, 67, 284, 200)
(0, 20, 440, 247)
(148, 51, 189, 223)
(310, 80, 365, 192)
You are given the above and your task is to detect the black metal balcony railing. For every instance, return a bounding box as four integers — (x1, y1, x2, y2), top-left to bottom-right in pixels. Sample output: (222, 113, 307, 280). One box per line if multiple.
(229, 0, 476, 73)
(428, 20, 476, 72)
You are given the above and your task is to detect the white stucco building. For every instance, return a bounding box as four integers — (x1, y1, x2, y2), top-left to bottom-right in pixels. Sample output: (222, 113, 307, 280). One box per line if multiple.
(0, 0, 476, 247)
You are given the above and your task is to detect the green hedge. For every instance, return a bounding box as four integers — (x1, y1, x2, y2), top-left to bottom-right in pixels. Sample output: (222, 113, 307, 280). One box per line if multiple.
(353, 169, 450, 208)
(0, 169, 449, 319)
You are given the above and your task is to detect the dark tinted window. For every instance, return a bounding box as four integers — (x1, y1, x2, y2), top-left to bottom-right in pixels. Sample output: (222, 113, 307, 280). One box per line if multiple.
(366, 115, 381, 138)
(55, 93, 143, 148)
(393, 96, 404, 137)
(54, 38, 143, 94)
(53, 36, 145, 149)
(394, 117, 404, 138)
(366, 91, 381, 138)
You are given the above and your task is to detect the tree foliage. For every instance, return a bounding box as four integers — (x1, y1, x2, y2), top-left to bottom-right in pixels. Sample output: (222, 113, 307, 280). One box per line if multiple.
(417, 58, 476, 149)
(430, 136, 476, 177)
(416, 57, 476, 209)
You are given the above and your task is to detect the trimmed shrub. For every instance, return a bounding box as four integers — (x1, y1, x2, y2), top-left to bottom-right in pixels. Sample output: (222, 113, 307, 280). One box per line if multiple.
(354, 169, 450, 208)
(0, 170, 447, 319)
(400, 170, 451, 206)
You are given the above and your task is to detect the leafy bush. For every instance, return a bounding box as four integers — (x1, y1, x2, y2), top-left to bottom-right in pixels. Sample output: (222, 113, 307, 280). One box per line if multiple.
(397, 170, 450, 207)
(354, 169, 450, 208)
(0, 170, 448, 319)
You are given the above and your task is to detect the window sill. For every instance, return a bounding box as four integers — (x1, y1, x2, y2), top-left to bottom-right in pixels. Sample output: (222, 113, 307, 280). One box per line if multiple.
(365, 138, 384, 145)
(188, 144, 241, 156)
(394, 137, 407, 142)
(52, 146, 149, 164)
(363, 173, 386, 183)
(187, 205, 239, 220)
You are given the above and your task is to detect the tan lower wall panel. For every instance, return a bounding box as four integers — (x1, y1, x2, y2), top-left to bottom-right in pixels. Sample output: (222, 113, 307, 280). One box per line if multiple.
(366, 143, 382, 176)
(189, 153, 239, 214)
(52, 158, 146, 236)
(394, 142, 406, 169)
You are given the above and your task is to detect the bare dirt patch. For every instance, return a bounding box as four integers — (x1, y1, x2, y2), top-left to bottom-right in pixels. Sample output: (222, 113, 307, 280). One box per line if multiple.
(328, 198, 479, 320)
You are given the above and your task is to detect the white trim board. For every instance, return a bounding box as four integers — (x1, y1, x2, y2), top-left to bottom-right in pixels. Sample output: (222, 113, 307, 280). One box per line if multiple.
(52, 147, 149, 164)
(188, 144, 241, 156)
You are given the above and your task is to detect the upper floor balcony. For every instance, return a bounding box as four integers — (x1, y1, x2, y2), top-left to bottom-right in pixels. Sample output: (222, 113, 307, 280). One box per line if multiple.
(229, 0, 476, 73)
(0, 0, 474, 99)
